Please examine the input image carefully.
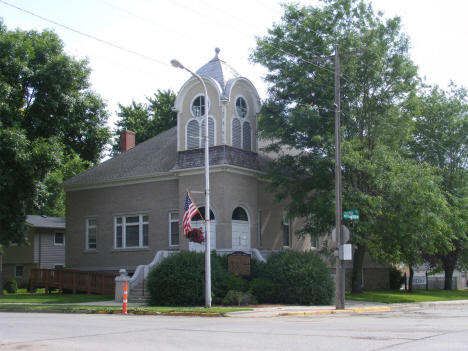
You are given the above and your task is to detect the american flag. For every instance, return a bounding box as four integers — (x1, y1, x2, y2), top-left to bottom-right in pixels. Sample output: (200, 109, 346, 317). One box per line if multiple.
(183, 191, 199, 234)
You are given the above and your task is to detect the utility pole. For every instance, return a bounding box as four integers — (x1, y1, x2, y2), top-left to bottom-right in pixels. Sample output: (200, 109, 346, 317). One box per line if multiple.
(310, 44, 366, 310)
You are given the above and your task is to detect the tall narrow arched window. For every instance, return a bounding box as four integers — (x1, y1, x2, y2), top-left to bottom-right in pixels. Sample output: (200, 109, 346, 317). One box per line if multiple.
(201, 117, 215, 147)
(187, 119, 200, 150)
(242, 121, 251, 151)
(232, 118, 241, 148)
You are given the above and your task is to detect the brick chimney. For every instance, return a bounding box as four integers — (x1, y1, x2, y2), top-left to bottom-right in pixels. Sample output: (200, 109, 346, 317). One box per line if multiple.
(120, 130, 135, 153)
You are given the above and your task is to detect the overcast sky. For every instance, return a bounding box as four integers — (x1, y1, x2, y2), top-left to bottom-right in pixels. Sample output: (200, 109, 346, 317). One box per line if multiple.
(1, 0, 467, 129)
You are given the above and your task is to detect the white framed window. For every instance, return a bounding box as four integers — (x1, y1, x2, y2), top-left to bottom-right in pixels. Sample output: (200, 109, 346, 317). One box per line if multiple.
(186, 117, 215, 149)
(54, 231, 65, 246)
(115, 214, 149, 248)
(231, 118, 252, 151)
(191, 94, 210, 118)
(53, 264, 65, 269)
(169, 212, 179, 246)
(15, 265, 23, 278)
(86, 218, 97, 250)
(235, 96, 248, 118)
(283, 211, 291, 247)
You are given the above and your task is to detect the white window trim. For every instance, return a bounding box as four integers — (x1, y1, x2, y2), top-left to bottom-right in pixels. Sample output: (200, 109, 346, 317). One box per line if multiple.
(54, 231, 65, 246)
(185, 116, 216, 149)
(283, 211, 291, 248)
(86, 218, 97, 250)
(114, 214, 149, 249)
(53, 264, 65, 269)
(14, 265, 23, 278)
(169, 212, 179, 247)
(190, 93, 210, 118)
(231, 117, 252, 151)
(235, 95, 249, 118)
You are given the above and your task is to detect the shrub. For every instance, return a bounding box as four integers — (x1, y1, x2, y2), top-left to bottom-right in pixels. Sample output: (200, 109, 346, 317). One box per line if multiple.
(146, 251, 227, 306)
(261, 250, 334, 305)
(222, 275, 246, 295)
(389, 266, 405, 289)
(249, 278, 275, 303)
(222, 290, 257, 306)
(4, 278, 18, 294)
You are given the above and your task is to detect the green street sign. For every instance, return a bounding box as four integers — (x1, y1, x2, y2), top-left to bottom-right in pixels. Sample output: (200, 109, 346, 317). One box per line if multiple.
(343, 210, 359, 220)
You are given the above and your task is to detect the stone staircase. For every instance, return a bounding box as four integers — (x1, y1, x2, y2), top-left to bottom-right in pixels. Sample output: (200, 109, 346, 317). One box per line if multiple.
(129, 280, 149, 303)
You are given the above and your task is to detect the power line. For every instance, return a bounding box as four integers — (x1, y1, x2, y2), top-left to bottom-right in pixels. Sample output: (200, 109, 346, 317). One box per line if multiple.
(0, 0, 171, 68)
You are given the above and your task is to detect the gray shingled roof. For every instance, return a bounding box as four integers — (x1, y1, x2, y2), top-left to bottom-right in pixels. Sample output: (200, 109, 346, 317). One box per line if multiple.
(196, 48, 240, 90)
(60, 126, 272, 188)
(60, 127, 178, 187)
(26, 215, 66, 229)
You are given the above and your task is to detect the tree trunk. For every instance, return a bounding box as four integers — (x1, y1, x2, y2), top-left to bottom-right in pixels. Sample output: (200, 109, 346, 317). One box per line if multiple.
(0, 253, 3, 296)
(442, 247, 459, 290)
(351, 243, 366, 294)
(443, 264, 455, 290)
(408, 266, 414, 293)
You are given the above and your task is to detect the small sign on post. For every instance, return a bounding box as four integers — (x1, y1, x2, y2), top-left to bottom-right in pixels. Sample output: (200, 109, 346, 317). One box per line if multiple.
(227, 251, 251, 277)
(343, 210, 359, 220)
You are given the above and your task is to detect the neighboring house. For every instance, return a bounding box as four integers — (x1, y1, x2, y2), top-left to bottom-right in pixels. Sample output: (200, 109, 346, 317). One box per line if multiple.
(2, 215, 66, 288)
(60, 48, 389, 290)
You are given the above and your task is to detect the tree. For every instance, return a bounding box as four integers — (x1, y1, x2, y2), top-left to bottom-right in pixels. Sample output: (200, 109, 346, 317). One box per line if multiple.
(0, 20, 111, 293)
(112, 89, 177, 154)
(412, 84, 468, 289)
(0, 19, 111, 164)
(251, 0, 423, 292)
(0, 128, 62, 295)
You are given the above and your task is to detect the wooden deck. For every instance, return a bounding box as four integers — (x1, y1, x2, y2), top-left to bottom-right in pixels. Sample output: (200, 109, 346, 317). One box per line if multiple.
(30, 268, 116, 295)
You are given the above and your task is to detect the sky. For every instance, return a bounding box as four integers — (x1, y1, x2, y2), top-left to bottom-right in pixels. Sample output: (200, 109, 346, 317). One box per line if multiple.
(1, 0, 467, 130)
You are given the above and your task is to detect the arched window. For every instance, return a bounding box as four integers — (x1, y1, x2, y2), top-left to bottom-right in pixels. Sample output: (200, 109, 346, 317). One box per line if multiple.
(242, 121, 251, 151)
(192, 95, 205, 117)
(186, 117, 215, 149)
(232, 207, 248, 221)
(192, 207, 215, 221)
(187, 119, 200, 150)
(231, 119, 251, 151)
(232, 118, 241, 148)
(236, 97, 248, 118)
(201, 117, 215, 147)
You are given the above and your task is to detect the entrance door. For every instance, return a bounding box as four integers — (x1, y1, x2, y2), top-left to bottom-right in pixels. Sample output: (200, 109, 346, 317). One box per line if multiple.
(189, 206, 216, 252)
(232, 207, 250, 251)
(189, 220, 216, 252)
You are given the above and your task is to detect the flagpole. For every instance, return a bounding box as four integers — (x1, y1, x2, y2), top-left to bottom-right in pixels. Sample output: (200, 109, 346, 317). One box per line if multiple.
(172, 58, 211, 308)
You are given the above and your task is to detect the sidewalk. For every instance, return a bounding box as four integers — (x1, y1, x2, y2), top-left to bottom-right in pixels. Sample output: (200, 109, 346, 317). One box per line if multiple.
(4, 299, 468, 317)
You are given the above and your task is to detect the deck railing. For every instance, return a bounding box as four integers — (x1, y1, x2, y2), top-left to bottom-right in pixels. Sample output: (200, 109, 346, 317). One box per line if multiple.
(30, 268, 116, 295)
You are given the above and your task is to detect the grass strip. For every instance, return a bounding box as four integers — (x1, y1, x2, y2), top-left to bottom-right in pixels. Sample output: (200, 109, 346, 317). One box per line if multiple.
(346, 289, 468, 304)
(0, 303, 249, 315)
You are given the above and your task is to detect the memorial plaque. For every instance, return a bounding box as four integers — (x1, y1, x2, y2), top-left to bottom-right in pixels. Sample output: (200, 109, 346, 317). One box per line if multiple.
(227, 251, 251, 277)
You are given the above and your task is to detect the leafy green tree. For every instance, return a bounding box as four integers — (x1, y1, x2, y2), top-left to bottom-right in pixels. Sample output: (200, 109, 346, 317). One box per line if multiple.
(251, 0, 424, 292)
(0, 19, 111, 164)
(112, 89, 177, 154)
(0, 20, 111, 293)
(412, 84, 468, 289)
(0, 128, 62, 295)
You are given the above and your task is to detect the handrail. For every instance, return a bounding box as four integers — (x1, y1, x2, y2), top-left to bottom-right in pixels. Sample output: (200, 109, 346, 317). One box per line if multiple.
(30, 268, 116, 295)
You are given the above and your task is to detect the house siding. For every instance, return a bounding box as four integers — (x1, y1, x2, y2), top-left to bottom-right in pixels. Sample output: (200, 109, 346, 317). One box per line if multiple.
(32, 228, 66, 268)
(2, 228, 35, 264)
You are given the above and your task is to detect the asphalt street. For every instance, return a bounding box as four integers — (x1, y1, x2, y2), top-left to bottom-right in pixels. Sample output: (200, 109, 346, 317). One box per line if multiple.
(1, 303, 467, 350)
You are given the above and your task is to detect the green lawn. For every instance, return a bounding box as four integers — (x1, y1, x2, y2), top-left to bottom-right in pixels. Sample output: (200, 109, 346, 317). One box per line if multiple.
(346, 289, 468, 304)
(1, 289, 114, 304)
(0, 289, 248, 315)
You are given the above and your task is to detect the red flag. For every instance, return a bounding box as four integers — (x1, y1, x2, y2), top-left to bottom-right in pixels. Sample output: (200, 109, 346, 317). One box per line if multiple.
(183, 191, 199, 235)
